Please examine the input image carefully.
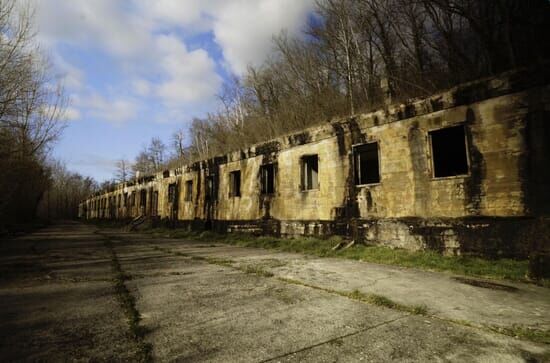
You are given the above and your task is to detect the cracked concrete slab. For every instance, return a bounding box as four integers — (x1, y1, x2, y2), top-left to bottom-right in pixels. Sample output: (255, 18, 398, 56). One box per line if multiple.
(121, 232, 550, 332)
(0, 222, 140, 361)
(1, 222, 548, 362)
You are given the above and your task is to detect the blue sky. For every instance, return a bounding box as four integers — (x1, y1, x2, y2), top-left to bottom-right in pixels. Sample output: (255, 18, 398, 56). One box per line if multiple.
(31, 0, 315, 181)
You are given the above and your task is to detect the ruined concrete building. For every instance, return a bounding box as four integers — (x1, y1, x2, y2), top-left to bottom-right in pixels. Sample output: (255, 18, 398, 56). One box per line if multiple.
(80, 67, 550, 258)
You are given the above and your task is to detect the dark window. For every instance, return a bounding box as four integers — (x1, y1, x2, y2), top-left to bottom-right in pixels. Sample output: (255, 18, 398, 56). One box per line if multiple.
(260, 164, 275, 194)
(152, 191, 159, 216)
(184, 180, 193, 201)
(168, 183, 177, 203)
(430, 125, 469, 178)
(206, 176, 217, 200)
(163, 170, 170, 178)
(131, 191, 136, 207)
(301, 155, 318, 190)
(123, 193, 128, 207)
(140, 190, 146, 207)
(354, 142, 380, 185)
(229, 170, 241, 197)
(117, 194, 121, 208)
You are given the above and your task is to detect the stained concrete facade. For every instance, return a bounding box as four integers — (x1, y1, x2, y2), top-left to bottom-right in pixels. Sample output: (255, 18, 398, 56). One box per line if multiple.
(80, 67, 550, 257)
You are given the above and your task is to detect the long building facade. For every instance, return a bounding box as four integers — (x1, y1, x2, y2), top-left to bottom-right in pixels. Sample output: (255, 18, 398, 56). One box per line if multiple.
(80, 66, 550, 257)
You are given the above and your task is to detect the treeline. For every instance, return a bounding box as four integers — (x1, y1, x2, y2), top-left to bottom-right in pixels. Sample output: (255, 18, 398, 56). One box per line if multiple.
(35, 161, 99, 221)
(185, 0, 550, 161)
(119, 0, 550, 183)
(111, 134, 185, 185)
(0, 0, 96, 231)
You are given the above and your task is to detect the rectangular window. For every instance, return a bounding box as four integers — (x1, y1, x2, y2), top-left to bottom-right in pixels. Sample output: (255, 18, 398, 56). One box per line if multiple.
(184, 180, 193, 201)
(301, 155, 319, 190)
(123, 193, 128, 207)
(260, 164, 275, 194)
(140, 190, 146, 207)
(117, 194, 121, 208)
(131, 191, 136, 207)
(206, 175, 217, 201)
(152, 191, 159, 216)
(354, 142, 380, 185)
(229, 170, 241, 197)
(430, 125, 469, 178)
(168, 183, 177, 203)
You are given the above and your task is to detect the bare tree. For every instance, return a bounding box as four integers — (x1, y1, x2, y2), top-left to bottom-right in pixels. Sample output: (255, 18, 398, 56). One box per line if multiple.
(37, 159, 98, 220)
(132, 148, 155, 176)
(0, 0, 67, 229)
(130, 137, 168, 177)
(115, 159, 130, 183)
(171, 128, 186, 160)
(0, 0, 66, 159)
(148, 137, 166, 170)
(183, 0, 549, 164)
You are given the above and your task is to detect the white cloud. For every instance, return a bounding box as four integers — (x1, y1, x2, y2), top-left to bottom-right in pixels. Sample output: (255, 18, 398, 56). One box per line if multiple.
(133, 0, 216, 32)
(86, 93, 138, 124)
(132, 79, 151, 96)
(50, 54, 85, 90)
(35, 0, 152, 58)
(211, 0, 315, 74)
(32, 0, 316, 125)
(63, 107, 81, 121)
(155, 34, 222, 105)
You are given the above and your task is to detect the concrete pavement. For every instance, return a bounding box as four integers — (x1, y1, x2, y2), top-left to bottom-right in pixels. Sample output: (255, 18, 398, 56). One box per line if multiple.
(1, 222, 548, 362)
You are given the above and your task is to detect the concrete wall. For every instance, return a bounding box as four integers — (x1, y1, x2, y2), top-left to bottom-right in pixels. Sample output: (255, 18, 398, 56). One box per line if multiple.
(80, 67, 550, 257)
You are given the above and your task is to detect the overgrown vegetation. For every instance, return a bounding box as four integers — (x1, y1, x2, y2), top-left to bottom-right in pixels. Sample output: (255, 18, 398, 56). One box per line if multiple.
(184, 0, 550, 162)
(104, 238, 152, 362)
(489, 325, 550, 345)
(145, 240, 425, 315)
(277, 277, 428, 315)
(107, 0, 550, 183)
(144, 228, 533, 283)
(142, 232, 550, 345)
(0, 0, 97, 232)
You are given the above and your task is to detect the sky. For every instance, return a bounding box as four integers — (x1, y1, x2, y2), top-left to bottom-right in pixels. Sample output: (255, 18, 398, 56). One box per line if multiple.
(31, 0, 316, 182)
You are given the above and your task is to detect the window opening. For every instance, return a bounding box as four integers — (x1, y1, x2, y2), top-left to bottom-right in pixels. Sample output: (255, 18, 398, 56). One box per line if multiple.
(184, 180, 193, 202)
(229, 170, 241, 197)
(140, 190, 146, 207)
(206, 176, 217, 200)
(152, 191, 159, 216)
(260, 164, 275, 194)
(168, 183, 177, 203)
(301, 155, 319, 190)
(430, 125, 469, 178)
(354, 142, 380, 185)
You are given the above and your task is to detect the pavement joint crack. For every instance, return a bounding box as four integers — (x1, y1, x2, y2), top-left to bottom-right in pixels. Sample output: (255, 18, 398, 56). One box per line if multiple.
(97, 232, 153, 362)
(122, 235, 550, 347)
(258, 315, 408, 362)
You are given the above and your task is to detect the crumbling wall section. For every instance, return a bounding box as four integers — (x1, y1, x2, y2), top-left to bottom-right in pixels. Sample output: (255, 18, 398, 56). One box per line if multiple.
(78, 66, 550, 257)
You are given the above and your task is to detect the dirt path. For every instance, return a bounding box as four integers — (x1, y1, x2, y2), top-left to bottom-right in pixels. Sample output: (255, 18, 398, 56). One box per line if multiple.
(1, 222, 548, 362)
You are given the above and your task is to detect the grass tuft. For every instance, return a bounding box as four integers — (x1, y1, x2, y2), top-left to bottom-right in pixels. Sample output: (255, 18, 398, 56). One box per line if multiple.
(104, 239, 152, 362)
(489, 325, 550, 345)
(150, 228, 534, 283)
(205, 257, 235, 267)
(240, 264, 275, 278)
(345, 289, 427, 315)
